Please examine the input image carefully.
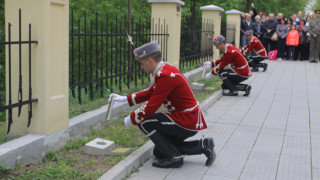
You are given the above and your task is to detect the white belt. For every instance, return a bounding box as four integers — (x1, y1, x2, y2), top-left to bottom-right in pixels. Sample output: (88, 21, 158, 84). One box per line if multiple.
(256, 49, 266, 54)
(234, 63, 248, 70)
(182, 102, 199, 112)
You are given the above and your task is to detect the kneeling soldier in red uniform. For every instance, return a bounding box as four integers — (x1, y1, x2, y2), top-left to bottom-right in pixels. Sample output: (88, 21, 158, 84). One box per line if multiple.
(109, 40, 216, 168)
(241, 30, 268, 72)
(204, 35, 252, 96)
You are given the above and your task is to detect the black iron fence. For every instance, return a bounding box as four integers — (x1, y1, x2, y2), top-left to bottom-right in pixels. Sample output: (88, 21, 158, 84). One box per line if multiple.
(69, 10, 169, 104)
(0, 9, 38, 134)
(221, 22, 236, 45)
(179, 18, 214, 70)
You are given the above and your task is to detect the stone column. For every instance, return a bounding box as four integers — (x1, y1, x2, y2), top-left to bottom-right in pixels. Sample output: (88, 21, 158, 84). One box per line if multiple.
(148, 0, 184, 69)
(200, 5, 224, 60)
(226, 9, 242, 49)
(5, 0, 69, 137)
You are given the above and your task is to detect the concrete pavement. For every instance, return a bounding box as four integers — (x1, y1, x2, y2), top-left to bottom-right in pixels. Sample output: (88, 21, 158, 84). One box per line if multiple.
(127, 60, 320, 180)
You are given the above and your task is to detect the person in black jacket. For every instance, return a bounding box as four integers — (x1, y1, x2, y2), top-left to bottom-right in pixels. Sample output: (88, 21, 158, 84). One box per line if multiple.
(241, 13, 253, 47)
(249, 3, 258, 22)
(262, 13, 278, 53)
(253, 15, 264, 42)
(275, 13, 284, 24)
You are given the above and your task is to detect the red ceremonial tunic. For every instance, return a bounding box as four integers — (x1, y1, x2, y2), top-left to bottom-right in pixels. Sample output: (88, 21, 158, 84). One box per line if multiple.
(241, 36, 267, 57)
(210, 43, 252, 78)
(127, 62, 207, 131)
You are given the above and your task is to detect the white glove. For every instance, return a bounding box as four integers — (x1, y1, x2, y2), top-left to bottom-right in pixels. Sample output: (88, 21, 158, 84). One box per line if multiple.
(124, 115, 132, 129)
(109, 93, 127, 102)
(204, 61, 212, 68)
(204, 72, 213, 79)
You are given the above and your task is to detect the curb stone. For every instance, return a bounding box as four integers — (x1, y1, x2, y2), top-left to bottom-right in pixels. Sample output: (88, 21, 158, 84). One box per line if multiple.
(98, 90, 223, 180)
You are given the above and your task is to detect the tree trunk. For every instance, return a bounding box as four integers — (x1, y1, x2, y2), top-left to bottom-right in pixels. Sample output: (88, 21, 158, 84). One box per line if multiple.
(128, 0, 133, 79)
(245, 0, 252, 12)
(190, 0, 198, 53)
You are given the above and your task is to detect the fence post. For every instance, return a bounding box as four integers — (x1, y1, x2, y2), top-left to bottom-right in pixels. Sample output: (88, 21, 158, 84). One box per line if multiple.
(226, 10, 242, 49)
(148, 0, 184, 69)
(200, 5, 224, 61)
(5, 0, 69, 137)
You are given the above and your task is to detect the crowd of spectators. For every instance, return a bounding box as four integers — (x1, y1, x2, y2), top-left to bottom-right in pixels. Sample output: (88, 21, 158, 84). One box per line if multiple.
(241, 3, 320, 62)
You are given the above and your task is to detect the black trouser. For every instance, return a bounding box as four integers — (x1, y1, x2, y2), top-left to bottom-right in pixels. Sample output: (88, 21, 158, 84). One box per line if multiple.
(256, 35, 264, 43)
(310, 35, 320, 61)
(294, 44, 300, 60)
(287, 45, 296, 60)
(245, 53, 267, 69)
(218, 69, 248, 92)
(277, 37, 286, 59)
(263, 38, 277, 54)
(296, 44, 308, 60)
(138, 113, 197, 158)
(305, 43, 310, 60)
(284, 44, 288, 59)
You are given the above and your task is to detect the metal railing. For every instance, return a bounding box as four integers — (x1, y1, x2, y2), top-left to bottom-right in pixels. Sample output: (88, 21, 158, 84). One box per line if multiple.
(0, 9, 38, 134)
(69, 10, 169, 104)
(180, 18, 214, 70)
(221, 22, 237, 45)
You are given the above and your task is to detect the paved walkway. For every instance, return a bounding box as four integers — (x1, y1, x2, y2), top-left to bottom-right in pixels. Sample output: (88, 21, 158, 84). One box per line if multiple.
(127, 60, 320, 180)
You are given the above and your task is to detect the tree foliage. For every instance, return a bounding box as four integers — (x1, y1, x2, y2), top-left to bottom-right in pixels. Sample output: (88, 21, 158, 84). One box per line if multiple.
(182, 0, 309, 20)
(311, 0, 320, 12)
(247, 0, 309, 17)
(69, 0, 151, 18)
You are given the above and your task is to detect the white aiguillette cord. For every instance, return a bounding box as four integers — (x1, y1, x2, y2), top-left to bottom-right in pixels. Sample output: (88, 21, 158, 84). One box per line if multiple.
(202, 32, 212, 79)
(201, 65, 207, 79)
(105, 95, 115, 121)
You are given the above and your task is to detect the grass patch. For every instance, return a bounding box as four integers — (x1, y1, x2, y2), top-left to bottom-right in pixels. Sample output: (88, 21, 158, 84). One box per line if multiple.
(1, 119, 147, 179)
(0, 121, 5, 144)
(0, 165, 10, 177)
(191, 76, 222, 103)
(0, 112, 4, 125)
(180, 63, 202, 74)
(64, 138, 89, 150)
(44, 152, 59, 162)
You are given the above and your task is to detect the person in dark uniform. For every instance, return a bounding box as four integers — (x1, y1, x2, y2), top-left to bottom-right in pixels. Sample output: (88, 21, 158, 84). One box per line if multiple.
(109, 40, 216, 168)
(309, 9, 320, 63)
(241, 30, 268, 72)
(204, 35, 252, 96)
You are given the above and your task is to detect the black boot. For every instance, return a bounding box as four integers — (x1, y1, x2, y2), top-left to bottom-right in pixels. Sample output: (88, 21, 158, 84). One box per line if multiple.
(243, 85, 252, 96)
(258, 63, 268, 72)
(236, 84, 251, 96)
(251, 67, 259, 72)
(153, 146, 166, 159)
(249, 61, 259, 72)
(149, 131, 183, 168)
(202, 138, 216, 166)
(223, 91, 238, 96)
(152, 156, 183, 168)
(262, 63, 268, 72)
(178, 138, 216, 166)
(222, 79, 238, 96)
(235, 84, 245, 91)
(221, 85, 229, 96)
